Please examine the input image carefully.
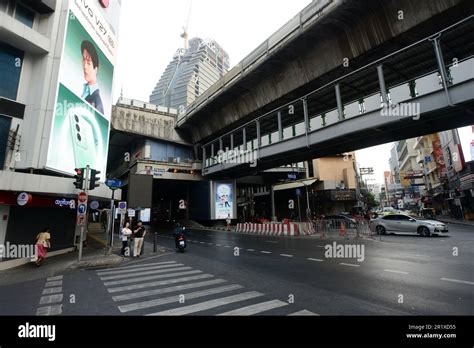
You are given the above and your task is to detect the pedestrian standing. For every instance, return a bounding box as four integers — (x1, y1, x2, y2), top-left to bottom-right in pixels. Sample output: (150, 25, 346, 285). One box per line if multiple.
(121, 222, 132, 257)
(133, 221, 146, 257)
(226, 214, 231, 231)
(35, 227, 51, 267)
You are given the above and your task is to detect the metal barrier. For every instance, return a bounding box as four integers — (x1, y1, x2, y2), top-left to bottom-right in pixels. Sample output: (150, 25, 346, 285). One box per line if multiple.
(311, 219, 375, 240)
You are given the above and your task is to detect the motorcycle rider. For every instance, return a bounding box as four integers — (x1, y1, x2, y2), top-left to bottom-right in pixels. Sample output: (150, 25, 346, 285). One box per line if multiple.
(174, 223, 185, 249)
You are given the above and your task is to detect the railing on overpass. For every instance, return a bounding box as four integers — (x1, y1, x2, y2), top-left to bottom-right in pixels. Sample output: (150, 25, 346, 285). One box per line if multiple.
(201, 16, 474, 172)
(179, 0, 338, 124)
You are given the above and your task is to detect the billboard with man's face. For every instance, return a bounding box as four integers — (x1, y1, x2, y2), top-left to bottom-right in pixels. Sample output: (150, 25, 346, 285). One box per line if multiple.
(46, 1, 118, 181)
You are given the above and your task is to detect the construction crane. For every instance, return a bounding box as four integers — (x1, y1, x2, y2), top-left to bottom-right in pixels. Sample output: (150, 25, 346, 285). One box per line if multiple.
(180, 0, 192, 51)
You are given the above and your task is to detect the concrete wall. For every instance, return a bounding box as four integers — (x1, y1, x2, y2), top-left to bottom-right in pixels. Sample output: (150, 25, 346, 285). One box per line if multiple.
(0, 170, 121, 200)
(313, 156, 357, 189)
(112, 104, 189, 144)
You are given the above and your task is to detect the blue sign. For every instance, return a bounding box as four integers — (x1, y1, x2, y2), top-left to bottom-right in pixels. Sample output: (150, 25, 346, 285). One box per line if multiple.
(288, 174, 297, 180)
(106, 179, 123, 189)
(90, 200, 100, 210)
(78, 204, 87, 215)
(296, 188, 301, 196)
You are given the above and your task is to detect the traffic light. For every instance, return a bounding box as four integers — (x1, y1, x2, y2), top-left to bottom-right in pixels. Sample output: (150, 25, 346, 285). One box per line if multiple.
(89, 169, 101, 190)
(455, 188, 461, 197)
(73, 168, 85, 190)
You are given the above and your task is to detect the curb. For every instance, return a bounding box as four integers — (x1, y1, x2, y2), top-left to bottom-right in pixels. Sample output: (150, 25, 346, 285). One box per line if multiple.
(437, 219, 474, 228)
(66, 253, 124, 270)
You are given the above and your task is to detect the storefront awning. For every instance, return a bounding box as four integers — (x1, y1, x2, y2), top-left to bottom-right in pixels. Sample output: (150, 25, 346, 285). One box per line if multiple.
(273, 179, 318, 192)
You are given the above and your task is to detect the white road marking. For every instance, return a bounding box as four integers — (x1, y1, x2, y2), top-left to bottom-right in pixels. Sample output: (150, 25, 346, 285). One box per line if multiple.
(147, 291, 263, 316)
(42, 287, 62, 295)
(288, 310, 319, 316)
(118, 284, 244, 313)
(339, 263, 360, 268)
(104, 270, 203, 287)
(107, 274, 214, 293)
(217, 299, 288, 316)
(316, 245, 325, 248)
(46, 275, 63, 281)
(261, 251, 271, 254)
(44, 281, 62, 287)
(441, 278, 474, 286)
(384, 269, 409, 275)
(224, 246, 231, 248)
(399, 254, 431, 259)
(97, 261, 177, 274)
(307, 258, 324, 262)
(97, 263, 184, 276)
(216, 244, 222, 247)
(247, 249, 255, 252)
(112, 279, 228, 302)
(100, 267, 192, 281)
(280, 254, 293, 258)
(36, 304, 62, 316)
(39, 294, 63, 305)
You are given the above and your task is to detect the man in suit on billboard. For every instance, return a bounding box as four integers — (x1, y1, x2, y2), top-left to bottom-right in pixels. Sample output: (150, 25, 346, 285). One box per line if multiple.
(81, 40, 104, 114)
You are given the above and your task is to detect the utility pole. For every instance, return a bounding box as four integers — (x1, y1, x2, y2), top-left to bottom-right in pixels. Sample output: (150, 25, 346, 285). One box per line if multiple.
(78, 165, 90, 262)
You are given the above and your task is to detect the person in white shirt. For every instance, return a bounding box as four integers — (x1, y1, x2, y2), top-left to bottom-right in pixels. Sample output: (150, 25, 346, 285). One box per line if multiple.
(121, 221, 132, 257)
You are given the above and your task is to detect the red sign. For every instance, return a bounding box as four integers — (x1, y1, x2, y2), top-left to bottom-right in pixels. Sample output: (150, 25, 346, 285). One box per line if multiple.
(432, 139, 447, 179)
(99, 0, 109, 8)
(78, 192, 88, 203)
(77, 215, 86, 226)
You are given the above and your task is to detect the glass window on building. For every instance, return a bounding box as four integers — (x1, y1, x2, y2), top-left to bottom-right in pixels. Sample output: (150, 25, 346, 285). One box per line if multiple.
(0, 41, 24, 100)
(14, 2, 35, 28)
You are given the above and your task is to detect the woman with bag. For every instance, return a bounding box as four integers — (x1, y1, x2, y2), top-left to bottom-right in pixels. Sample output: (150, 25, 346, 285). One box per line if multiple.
(121, 221, 132, 257)
(35, 227, 51, 267)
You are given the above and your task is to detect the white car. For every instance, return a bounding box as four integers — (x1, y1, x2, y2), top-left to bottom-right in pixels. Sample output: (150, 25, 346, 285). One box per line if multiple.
(369, 214, 448, 236)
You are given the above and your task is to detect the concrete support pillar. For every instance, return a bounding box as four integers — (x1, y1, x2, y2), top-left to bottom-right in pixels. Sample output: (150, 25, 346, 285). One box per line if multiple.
(277, 111, 283, 141)
(377, 64, 388, 107)
(256, 119, 261, 148)
(202, 146, 206, 167)
(335, 84, 344, 121)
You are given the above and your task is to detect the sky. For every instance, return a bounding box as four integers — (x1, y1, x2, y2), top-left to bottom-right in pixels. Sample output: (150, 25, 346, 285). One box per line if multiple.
(113, 0, 473, 184)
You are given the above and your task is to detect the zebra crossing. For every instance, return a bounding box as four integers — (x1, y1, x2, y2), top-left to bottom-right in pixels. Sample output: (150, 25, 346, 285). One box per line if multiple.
(96, 260, 318, 316)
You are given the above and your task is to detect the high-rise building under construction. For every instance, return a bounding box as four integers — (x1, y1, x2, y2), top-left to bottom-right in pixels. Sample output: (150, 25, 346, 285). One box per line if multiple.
(149, 37, 230, 110)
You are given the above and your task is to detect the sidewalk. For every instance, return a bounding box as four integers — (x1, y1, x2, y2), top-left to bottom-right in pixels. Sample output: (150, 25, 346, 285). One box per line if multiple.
(0, 224, 170, 285)
(436, 217, 474, 227)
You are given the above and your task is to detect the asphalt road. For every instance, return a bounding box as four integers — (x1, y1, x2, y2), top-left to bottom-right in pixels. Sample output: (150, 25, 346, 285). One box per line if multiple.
(0, 224, 472, 316)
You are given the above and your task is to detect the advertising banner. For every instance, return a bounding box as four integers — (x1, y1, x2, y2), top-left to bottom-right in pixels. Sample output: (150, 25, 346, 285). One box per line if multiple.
(46, 0, 118, 181)
(212, 182, 236, 220)
(432, 139, 447, 179)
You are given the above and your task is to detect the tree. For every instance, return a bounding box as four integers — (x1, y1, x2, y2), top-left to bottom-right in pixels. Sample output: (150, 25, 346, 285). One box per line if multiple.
(362, 190, 379, 210)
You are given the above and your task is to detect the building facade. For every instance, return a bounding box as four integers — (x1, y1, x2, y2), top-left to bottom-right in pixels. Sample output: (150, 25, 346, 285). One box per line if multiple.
(149, 37, 230, 111)
(0, 0, 121, 261)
